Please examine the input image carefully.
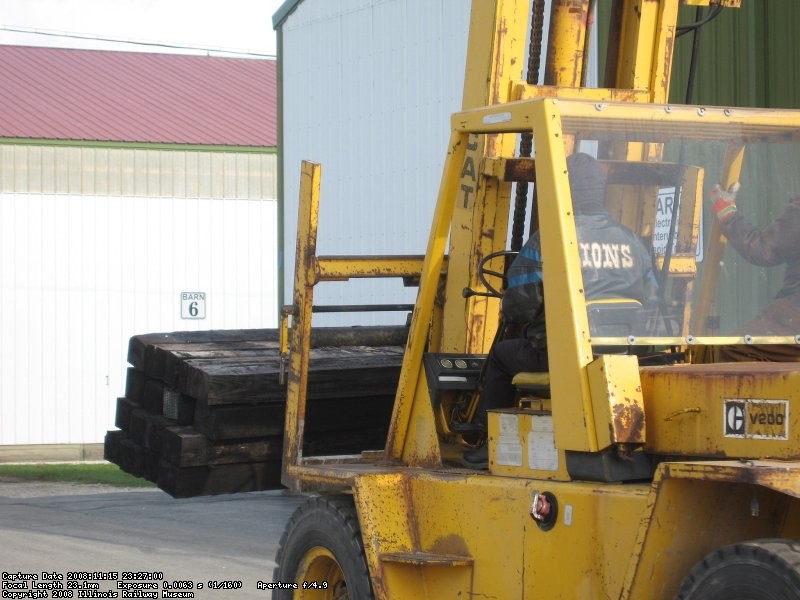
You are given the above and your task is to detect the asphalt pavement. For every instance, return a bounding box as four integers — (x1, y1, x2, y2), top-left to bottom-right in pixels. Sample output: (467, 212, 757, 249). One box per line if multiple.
(0, 480, 307, 599)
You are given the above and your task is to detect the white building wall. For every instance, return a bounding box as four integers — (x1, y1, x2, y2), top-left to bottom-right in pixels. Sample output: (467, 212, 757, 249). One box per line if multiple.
(0, 144, 277, 445)
(279, 0, 472, 325)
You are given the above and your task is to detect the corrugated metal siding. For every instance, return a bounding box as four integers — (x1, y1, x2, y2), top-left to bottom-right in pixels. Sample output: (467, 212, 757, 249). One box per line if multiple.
(0, 145, 276, 199)
(668, 1, 800, 327)
(0, 145, 278, 445)
(670, 1, 800, 109)
(278, 0, 471, 325)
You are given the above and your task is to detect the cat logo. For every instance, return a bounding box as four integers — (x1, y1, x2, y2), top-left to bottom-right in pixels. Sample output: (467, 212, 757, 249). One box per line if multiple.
(724, 402, 745, 435)
(724, 399, 789, 440)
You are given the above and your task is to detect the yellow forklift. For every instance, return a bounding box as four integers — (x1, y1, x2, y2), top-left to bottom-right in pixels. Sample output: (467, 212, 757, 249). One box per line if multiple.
(274, 1, 800, 598)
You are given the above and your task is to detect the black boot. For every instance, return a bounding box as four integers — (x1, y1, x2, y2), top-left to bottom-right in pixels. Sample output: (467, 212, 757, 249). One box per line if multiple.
(462, 444, 489, 470)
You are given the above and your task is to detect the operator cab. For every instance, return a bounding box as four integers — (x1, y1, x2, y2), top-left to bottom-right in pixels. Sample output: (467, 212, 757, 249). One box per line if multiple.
(428, 100, 800, 473)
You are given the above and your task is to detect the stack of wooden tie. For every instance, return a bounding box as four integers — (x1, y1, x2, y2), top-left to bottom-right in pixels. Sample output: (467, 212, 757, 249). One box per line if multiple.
(104, 327, 405, 497)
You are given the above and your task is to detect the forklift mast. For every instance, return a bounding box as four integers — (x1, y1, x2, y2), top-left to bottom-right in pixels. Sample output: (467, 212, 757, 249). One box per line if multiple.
(443, 0, 679, 356)
(386, 0, 722, 464)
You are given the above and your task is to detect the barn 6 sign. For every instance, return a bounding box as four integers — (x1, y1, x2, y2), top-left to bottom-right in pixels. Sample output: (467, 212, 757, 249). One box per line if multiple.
(181, 292, 206, 319)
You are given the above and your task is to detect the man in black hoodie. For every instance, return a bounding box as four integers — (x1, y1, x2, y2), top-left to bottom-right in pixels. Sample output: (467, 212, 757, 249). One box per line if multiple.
(463, 153, 658, 469)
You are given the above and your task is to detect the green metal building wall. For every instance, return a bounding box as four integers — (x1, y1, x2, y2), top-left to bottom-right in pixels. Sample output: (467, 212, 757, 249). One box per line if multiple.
(597, 2, 800, 331)
(669, 0, 800, 108)
(669, 2, 800, 330)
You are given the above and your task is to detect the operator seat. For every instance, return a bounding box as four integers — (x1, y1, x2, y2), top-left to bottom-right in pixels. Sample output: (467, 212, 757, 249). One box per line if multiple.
(586, 297, 644, 337)
(513, 297, 651, 402)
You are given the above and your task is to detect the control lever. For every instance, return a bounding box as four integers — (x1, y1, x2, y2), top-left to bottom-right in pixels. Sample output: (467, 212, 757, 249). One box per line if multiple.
(463, 287, 495, 299)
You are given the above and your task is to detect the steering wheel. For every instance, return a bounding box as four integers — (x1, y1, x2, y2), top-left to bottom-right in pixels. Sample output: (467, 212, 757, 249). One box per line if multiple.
(477, 250, 519, 297)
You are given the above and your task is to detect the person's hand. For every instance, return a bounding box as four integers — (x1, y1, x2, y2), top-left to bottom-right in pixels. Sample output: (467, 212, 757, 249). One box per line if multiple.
(708, 182, 740, 222)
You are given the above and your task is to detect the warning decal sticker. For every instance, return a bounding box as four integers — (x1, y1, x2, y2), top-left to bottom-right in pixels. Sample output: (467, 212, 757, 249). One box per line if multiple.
(723, 399, 789, 440)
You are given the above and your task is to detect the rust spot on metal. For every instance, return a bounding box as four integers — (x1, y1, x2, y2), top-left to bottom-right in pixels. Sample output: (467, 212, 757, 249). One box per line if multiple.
(491, 20, 509, 106)
(430, 534, 470, 558)
(503, 157, 537, 182)
(613, 401, 645, 443)
(661, 34, 675, 99)
(664, 406, 701, 421)
(612, 89, 646, 102)
(404, 443, 441, 469)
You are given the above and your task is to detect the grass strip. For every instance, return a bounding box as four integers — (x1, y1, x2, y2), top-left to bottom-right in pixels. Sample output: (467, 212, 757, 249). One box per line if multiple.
(0, 463, 155, 487)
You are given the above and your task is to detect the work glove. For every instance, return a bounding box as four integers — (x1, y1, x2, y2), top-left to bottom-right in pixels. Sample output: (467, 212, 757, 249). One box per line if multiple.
(708, 182, 740, 223)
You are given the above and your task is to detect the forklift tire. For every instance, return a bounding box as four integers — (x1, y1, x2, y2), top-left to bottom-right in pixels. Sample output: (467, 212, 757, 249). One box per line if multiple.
(272, 494, 374, 599)
(675, 539, 800, 600)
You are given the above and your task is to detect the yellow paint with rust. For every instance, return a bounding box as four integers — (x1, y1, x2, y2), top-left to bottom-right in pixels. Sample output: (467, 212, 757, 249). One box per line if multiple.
(282, 161, 320, 486)
(641, 362, 800, 458)
(587, 354, 647, 448)
(440, 0, 531, 354)
(609, 0, 680, 104)
(386, 131, 468, 463)
(624, 461, 800, 598)
(353, 470, 651, 599)
(683, 0, 740, 6)
(347, 461, 800, 599)
(487, 409, 571, 480)
(527, 100, 600, 452)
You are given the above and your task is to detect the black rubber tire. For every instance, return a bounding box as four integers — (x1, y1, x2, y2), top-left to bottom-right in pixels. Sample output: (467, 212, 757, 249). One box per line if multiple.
(675, 538, 800, 600)
(272, 494, 374, 600)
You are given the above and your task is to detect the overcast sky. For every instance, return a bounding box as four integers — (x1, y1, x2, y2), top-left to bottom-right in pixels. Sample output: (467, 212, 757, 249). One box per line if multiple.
(0, 0, 286, 58)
